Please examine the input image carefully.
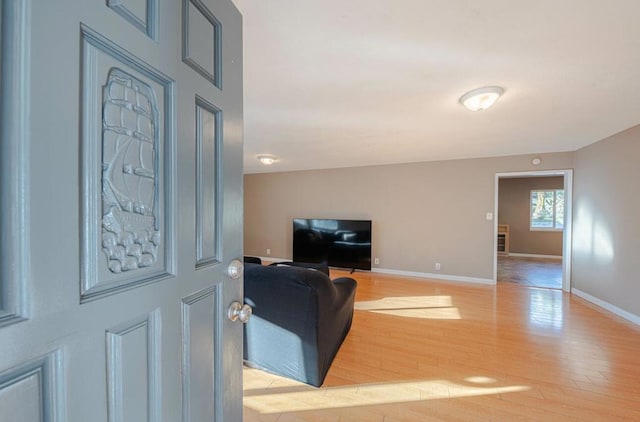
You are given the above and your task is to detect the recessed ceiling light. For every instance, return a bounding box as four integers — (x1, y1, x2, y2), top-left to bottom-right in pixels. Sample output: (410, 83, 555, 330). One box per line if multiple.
(257, 154, 278, 165)
(531, 157, 542, 166)
(459, 86, 504, 111)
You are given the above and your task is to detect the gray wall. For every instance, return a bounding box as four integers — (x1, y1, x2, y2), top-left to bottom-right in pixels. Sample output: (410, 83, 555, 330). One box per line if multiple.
(498, 176, 564, 256)
(244, 152, 574, 280)
(573, 125, 640, 317)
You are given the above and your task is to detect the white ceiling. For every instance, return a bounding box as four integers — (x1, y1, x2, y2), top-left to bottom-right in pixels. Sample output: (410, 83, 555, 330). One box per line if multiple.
(234, 0, 640, 174)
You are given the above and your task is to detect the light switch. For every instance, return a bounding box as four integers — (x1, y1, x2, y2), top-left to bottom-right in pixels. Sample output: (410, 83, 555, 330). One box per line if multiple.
(486, 212, 493, 221)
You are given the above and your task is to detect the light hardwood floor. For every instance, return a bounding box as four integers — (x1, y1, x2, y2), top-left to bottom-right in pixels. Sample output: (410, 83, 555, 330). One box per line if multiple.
(243, 270, 640, 421)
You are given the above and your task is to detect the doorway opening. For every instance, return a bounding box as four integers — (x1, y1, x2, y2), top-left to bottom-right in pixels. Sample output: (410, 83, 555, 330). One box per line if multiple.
(497, 255, 563, 289)
(493, 170, 573, 291)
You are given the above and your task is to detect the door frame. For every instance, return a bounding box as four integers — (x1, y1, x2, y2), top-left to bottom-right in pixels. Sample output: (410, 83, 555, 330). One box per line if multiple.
(493, 169, 573, 292)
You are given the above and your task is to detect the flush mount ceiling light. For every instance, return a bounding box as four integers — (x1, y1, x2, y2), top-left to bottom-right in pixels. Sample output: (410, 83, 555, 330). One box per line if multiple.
(459, 86, 504, 111)
(257, 154, 278, 165)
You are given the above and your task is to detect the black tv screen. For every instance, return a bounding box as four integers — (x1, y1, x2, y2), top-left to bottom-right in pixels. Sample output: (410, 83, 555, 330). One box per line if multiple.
(293, 218, 372, 271)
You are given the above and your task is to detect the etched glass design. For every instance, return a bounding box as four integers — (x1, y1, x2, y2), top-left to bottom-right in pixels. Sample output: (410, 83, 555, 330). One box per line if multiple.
(101, 68, 160, 273)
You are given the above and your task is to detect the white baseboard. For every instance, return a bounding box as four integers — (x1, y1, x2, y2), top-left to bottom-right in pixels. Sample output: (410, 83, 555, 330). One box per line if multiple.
(572, 288, 640, 326)
(508, 253, 563, 260)
(250, 257, 495, 285)
(372, 268, 495, 285)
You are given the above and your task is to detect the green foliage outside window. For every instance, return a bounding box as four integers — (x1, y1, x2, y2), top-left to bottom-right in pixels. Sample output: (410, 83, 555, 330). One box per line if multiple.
(531, 190, 564, 230)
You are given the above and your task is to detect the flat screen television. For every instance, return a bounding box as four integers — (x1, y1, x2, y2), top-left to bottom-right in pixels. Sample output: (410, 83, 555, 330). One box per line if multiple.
(293, 218, 372, 271)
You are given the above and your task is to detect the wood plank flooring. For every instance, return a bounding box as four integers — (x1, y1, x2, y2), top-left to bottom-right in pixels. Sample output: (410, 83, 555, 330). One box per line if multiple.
(497, 256, 562, 289)
(243, 269, 640, 421)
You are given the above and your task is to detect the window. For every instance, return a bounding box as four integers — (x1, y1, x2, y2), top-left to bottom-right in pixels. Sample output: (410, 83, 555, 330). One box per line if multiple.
(530, 189, 564, 230)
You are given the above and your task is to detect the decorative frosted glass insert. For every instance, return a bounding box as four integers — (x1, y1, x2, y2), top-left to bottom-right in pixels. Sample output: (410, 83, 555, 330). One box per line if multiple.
(102, 68, 160, 273)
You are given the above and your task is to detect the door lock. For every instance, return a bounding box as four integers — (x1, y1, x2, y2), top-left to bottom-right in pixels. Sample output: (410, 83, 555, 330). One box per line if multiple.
(227, 259, 244, 279)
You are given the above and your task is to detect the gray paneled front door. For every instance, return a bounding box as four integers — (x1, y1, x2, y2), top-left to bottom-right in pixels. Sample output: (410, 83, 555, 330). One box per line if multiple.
(0, 0, 244, 420)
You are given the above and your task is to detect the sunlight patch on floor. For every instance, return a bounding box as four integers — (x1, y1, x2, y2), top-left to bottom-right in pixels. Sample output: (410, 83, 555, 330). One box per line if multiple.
(243, 373, 530, 414)
(529, 289, 564, 330)
(464, 376, 497, 384)
(354, 296, 461, 319)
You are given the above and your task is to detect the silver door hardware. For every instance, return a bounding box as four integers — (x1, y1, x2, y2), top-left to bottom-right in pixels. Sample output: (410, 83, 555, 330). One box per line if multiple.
(228, 302, 252, 323)
(227, 259, 244, 279)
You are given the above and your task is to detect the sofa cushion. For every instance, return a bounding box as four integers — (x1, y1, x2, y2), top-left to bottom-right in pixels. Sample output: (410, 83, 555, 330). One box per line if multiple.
(268, 260, 330, 276)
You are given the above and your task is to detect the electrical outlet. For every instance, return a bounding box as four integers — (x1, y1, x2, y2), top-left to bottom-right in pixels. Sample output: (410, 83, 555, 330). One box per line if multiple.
(435, 262, 441, 271)
(266, 248, 271, 255)
(374, 257, 379, 265)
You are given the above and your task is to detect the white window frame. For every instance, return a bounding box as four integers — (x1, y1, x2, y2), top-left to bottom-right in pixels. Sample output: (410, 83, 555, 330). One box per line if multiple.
(530, 189, 564, 231)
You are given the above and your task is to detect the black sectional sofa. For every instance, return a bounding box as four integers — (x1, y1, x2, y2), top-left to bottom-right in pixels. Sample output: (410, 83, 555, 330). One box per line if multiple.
(243, 262, 357, 387)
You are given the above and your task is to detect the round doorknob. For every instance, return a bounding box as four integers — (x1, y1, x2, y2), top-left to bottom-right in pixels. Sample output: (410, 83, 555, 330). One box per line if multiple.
(227, 259, 244, 279)
(228, 302, 252, 323)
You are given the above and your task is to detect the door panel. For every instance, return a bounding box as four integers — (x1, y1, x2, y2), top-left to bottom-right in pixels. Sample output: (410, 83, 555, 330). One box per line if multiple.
(80, 24, 175, 301)
(0, 0, 29, 328)
(195, 96, 221, 268)
(183, 0, 221, 87)
(106, 0, 158, 39)
(0, 352, 62, 422)
(106, 310, 161, 422)
(0, 0, 243, 421)
(182, 287, 217, 422)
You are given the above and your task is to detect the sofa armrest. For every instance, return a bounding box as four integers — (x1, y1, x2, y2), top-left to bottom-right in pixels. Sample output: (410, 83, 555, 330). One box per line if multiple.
(333, 276, 357, 287)
(244, 256, 262, 265)
(331, 277, 357, 308)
